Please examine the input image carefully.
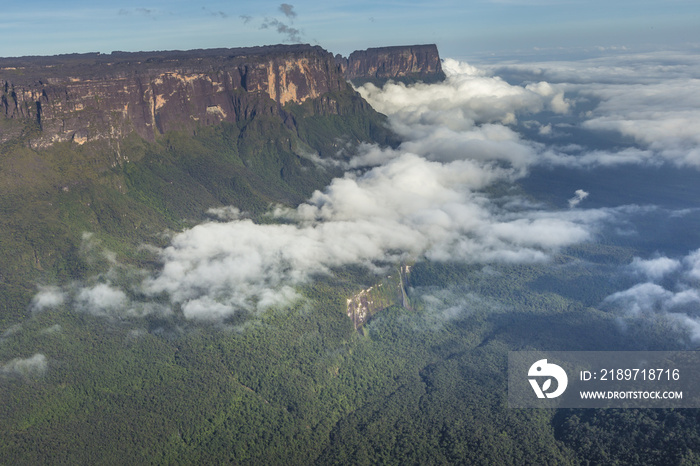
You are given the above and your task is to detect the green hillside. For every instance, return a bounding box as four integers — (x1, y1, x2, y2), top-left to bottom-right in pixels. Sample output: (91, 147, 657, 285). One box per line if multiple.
(0, 90, 390, 324)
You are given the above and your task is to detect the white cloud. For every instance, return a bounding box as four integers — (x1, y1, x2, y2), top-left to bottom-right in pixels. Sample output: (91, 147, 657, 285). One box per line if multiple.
(40, 324, 62, 334)
(31, 285, 66, 312)
(604, 249, 700, 342)
(568, 189, 589, 208)
(580, 79, 700, 166)
(135, 147, 602, 320)
(628, 256, 682, 281)
(356, 58, 570, 142)
(206, 206, 243, 221)
(483, 51, 700, 168)
(604, 282, 675, 316)
(1, 353, 48, 378)
(75, 283, 129, 316)
(683, 250, 700, 282)
(418, 287, 502, 327)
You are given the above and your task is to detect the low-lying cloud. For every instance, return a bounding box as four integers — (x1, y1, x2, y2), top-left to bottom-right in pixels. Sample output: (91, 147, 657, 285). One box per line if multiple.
(359, 59, 569, 126)
(138, 152, 598, 320)
(1, 353, 48, 378)
(604, 249, 700, 342)
(483, 51, 700, 168)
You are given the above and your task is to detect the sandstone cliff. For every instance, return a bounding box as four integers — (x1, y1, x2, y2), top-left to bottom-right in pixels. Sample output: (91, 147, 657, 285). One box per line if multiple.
(0, 45, 348, 147)
(340, 44, 445, 85)
(0, 44, 443, 148)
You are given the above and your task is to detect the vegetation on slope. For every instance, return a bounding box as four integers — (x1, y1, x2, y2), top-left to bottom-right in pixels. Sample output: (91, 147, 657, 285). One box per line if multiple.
(1, 83, 699, 465)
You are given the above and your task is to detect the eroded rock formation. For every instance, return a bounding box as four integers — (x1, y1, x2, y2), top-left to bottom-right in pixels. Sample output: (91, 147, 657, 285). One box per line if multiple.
(1, 45, 348, 146)
(340, 44, 444, 85)
(0, 44, 444, 148)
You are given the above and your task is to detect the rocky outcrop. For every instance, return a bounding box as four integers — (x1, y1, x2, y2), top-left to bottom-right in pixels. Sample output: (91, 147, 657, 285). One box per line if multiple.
(0, 45, 348, 146)
(346, 264, 412, 330)
(340, 44, 445, 85)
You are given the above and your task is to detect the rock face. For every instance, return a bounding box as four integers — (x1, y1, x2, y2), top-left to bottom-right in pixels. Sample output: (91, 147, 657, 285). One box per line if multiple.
(346, 265, 412, 330)
(0, 45, 348, 146)
(340, 44, 445, 85)
(0, 44, 444, 148)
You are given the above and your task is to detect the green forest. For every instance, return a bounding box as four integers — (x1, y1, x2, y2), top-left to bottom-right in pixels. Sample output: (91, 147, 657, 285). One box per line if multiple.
(1, 83, 699, 465)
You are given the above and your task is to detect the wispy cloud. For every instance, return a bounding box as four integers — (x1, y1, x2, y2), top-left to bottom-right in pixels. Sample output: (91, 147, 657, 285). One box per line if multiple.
(568, 189, 589, 208)
(117, 8, 168, 20)
(279, 3, 297, 19)
(260, 18, 303, 42)
(1, 353, 48, 378)
(202, 7, 228, 19)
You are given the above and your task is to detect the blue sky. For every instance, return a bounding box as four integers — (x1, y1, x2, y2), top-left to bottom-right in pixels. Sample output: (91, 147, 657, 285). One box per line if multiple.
(2, 1, 699, 60)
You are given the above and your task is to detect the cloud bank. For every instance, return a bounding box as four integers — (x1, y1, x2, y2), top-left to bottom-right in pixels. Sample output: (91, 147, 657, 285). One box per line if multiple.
(484, 51, 700, 168)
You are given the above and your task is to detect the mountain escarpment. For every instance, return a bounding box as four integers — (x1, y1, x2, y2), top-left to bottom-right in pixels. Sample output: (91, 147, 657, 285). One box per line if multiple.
(0, 44, 442, 322)
(339, 44, 444, 85)
(1, 44, 443, 149)
(1, 45, 353, 147)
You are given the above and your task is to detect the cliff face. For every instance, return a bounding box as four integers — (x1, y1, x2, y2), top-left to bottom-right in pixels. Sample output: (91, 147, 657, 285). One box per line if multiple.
(340, 44, 445, 85)
(346, 265, 412, 330)
(0, 44, 443, 148)
(0, 45, 347, 146)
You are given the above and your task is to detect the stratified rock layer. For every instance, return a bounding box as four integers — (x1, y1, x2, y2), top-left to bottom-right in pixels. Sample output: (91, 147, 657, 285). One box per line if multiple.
(0, 44, 444, 148)
(340, 44, 444, 85)
(1, 45, 348, 146)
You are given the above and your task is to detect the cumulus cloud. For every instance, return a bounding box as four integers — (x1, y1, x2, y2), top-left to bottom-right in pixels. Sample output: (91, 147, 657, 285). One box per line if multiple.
(684, 249, 700, 281)
(139, 152, 598, 320)
(628, 256, 682, 281)
(1, 353, 48, 378)
(604, 249, 700, 341)
(357, 59, 569, 140)
(30, 234, 171, 320)
(568, 189, 589, 208)
(31, 285, 66, 312)
(75, 283, 129, 315)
